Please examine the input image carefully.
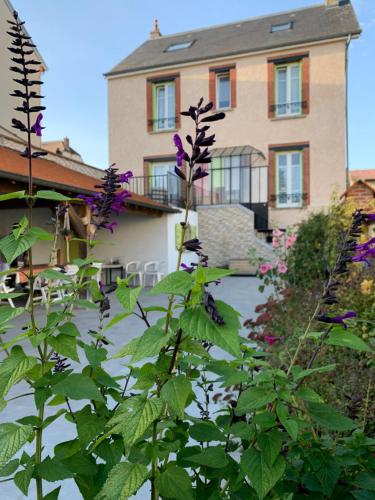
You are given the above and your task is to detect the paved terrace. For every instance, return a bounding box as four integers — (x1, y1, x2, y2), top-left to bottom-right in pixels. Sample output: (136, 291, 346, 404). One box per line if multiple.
(0, 276, 266, 499)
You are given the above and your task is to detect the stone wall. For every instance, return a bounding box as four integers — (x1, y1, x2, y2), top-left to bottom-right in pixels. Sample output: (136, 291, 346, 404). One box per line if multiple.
(197, 204, 273, 267)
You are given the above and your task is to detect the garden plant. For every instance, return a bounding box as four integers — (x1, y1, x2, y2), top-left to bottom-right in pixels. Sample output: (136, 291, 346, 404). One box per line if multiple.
(0, 11, 374, 500)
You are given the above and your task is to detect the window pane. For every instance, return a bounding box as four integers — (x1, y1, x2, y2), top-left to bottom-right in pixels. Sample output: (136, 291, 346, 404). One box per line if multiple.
(217, 73, 230, 109)
(156, 86, 166, 129)
(291, 153, 302, 195)
(167, 82, 175, 128)
(290, 65, 301, 114)
(276, 67, 287, 115)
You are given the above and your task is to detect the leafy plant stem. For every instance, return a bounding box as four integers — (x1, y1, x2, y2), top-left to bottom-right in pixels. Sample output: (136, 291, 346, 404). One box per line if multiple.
(151, 420, 159, 500)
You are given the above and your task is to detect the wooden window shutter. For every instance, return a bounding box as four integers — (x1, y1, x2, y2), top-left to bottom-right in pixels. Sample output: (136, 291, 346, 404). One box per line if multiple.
(146, 80, 153, 132)
(302, 146, 310, 205)
(268, 149, 276, 207)
(209, 69, 216, 109)
(175, 75, 181, 129)
(267, 61, 275, 118)
(301, 56, 310, 115)
(229, 66, 237, 108)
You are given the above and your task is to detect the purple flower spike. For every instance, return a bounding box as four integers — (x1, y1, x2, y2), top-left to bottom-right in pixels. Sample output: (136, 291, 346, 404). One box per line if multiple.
(31, 113, 44, 137)
(173, 134, 185, 167)
(118, 170, 133, 183)
(192, 166, 209, 182)
(317, 310, 356, 329)
(104, 222, 117, 233)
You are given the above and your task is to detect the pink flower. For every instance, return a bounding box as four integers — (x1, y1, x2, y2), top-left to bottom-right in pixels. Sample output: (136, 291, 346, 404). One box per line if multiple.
(272, 229, 283, 237)
(285, 234, 297, 249)
(272, 237, 280, 248)
(264, 335, 279, 346)
(277, 262, 288, 274)
(259, 263, 273, 274)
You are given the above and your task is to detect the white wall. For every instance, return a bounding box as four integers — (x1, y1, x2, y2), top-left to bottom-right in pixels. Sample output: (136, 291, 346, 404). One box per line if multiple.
(0, 207, 53, 265)
(93, 209, 199, 277)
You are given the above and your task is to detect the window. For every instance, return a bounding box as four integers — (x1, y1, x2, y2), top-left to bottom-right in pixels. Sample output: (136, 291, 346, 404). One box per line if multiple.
(146, 74, 180, 132)
(275, 151, 303, 208)
(165, 41, 193, 52)
(275, 62, 301, 116)
(271, 22, 293, 33)
(216, 72, 231, 109)
(209, 65, 236, 110)
(267, 53, 309, 119)
(147, 161, 181, 204)
(152, 81, 175, 130)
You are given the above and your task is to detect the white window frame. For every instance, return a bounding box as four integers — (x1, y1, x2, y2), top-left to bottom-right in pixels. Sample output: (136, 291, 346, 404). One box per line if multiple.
(153, 80, 175, 131)
(275, 151, 303, 208)
(275, 62, 302, 117)
(216, 71, 231, 110)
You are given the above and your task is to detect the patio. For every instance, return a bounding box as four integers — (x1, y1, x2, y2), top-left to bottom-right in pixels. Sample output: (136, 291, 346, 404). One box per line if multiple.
(0, 276, 266, 500)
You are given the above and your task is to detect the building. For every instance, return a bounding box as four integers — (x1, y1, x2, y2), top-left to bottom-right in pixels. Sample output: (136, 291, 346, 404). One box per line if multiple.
(42, 137, 84, 162)
(350, 169, 375, 188)
(105, 0, 360, 266)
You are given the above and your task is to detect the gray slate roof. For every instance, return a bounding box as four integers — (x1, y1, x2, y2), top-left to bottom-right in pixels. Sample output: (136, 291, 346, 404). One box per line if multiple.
(106, 2, 360, 77)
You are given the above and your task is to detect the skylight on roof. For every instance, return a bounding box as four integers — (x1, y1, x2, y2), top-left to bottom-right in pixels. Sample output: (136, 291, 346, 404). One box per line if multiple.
(165, 41, 193, 52)
(271, 21, 293, 33)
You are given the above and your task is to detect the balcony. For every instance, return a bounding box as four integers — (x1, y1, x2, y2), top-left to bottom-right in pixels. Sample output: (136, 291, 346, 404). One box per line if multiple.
(128, 164, 269, 231)
(148, 116, 178, 131)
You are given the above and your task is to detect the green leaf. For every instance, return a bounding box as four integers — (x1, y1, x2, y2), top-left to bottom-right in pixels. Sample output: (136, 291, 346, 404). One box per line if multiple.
(307, 402, 357, 431)
(292, 363, 336, 382)
(279, 418, 299, 441)
(192, 267, 233, 283)
(48, 334, 79, 362)
(52, 374, 104, 402)
(116, 284, 142, 312)
(236, 387, 277, 415)
(160, 375, 192, 418)
(43, 486, 61, 500)
(189, 446, 228, 468)
(39, 268, 72, 281)
(112, 337, 139, 359)
(326, 329, 372, 352)
(96, 462, 148, 499)
(76, 405, 106, 447)
(0, 231, 37, 263)
(189, 421, 225, 442)
(14, 462, 34, 495)
(29, 227, 54, 241)
(0, 458, 18, 477)
(149, 271, 194, 296)
(58, 322, 80, 337)
(131, 326, 170, 363)
(156, 465, 193, 500)
(0, 423, 32, 468)
(109, 396, 164, 448)
(353, 472, 375, 491)
(84, 345, 107, 367)
(0, 305, 25, 326)
(295, 386, 324, 403)
(253, 412, 277, 430)
(0, 191, 25, 202)
(36, 190, 73, 201)
(0, 345, 37, 398)
(241, 448, 285, 500)
(258, 430, 282, 465)
(179, 301, 241, 357)
(37, 456, 73, 481)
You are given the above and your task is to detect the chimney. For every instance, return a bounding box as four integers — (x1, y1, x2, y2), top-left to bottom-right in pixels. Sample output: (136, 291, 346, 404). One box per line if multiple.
(325, 0, 344, 6)
(63, 137, 69, 149)
(150, 18, 161, 39)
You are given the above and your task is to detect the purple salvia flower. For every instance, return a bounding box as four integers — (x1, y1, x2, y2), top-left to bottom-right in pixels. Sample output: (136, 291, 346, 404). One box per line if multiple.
(31, 112, 43, 136)
(192, 166, 209, 182)
(317, 311, 356, 329)
(118, 170, 133, 183)
(173, 134, 185, 167)
(104, 222, 117, 233)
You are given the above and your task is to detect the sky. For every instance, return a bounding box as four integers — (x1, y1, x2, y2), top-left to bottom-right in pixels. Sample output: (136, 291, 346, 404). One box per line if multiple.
(9, 0, 375, 171)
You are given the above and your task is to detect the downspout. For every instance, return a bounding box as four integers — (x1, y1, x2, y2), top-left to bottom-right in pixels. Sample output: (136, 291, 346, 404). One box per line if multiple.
(345, 34, 352, 188)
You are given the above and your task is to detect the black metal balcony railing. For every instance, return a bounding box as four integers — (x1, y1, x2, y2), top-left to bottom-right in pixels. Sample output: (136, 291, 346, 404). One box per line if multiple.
(270, 193, 308, 206)
(270, 101, 307, 115)
(148, 116, 177, 130)
(129, 165, 270, 231)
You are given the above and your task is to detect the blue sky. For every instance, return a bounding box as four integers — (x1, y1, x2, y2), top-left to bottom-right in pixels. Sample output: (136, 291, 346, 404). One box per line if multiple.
(10, 0, 375, 170)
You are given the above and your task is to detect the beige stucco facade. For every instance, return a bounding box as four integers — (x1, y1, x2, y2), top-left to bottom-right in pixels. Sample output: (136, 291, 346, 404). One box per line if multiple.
(108, 37, 348, 228)
(0, 0, 44, 147)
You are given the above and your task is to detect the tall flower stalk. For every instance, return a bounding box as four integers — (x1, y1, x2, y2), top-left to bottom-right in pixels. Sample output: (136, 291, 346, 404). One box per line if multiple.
(7, 11, 47, 499)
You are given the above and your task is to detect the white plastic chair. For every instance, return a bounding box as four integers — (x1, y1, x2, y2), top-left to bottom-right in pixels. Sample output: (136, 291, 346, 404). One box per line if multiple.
(143, 261, 164, 287)
(0, 274, 16, 308)
(125, 261, 143, 286)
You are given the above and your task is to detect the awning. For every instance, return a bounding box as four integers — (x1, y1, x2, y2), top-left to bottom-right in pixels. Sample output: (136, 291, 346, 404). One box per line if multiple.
(211, 145, 265, 159)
